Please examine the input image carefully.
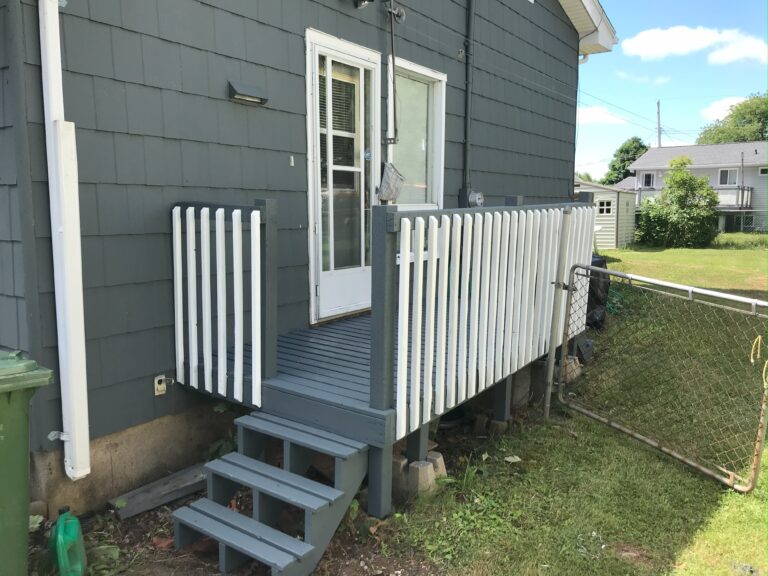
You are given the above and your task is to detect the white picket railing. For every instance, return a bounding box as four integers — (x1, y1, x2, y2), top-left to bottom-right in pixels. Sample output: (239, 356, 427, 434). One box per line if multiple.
(172, 205, 262, 406)
(394, 206, 595, 439)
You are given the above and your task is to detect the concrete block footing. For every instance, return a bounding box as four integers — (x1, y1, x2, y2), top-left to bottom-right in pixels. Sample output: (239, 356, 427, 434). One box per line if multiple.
(408, 461, 437, 494)
(393, 451, 447, 498)
(489, 420, 508, 436)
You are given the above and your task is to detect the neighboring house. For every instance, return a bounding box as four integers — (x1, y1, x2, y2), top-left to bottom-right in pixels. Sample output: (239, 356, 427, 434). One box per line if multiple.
(1, 0, 615, 572)
(613, 175, 635, 191)
(575, 178, 635, 249)
(626, 142, 767, 231)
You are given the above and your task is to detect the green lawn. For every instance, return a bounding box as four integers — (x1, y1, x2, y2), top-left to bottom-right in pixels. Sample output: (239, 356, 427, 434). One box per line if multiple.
(600, 232, 767, 301)
(390, 233, 768, 576)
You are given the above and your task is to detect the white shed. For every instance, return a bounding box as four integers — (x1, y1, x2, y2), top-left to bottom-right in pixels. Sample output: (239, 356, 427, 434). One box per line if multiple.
(575, 178, 636, 249)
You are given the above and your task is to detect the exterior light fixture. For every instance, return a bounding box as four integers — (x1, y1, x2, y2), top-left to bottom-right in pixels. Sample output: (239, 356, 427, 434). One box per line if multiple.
(355, 0, 374, 7)
(228, 81, 268, 106)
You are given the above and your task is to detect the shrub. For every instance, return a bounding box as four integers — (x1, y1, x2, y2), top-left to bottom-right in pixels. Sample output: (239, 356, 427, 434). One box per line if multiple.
(635, 157, 719, 247)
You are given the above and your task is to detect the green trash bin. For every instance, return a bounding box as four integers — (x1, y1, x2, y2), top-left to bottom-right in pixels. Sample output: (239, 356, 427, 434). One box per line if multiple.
(0, 350, 52, 576)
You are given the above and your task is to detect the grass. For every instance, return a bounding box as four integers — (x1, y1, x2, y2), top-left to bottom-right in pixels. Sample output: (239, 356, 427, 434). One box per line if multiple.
(599, 232, 767, 301)
(391, 232, 768, 576)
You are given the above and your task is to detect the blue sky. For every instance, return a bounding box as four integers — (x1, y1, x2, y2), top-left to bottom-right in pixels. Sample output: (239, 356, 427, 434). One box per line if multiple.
(575, 0, 768, 180)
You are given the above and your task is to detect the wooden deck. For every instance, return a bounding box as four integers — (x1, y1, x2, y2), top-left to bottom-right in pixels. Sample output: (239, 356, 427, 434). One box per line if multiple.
(264, 314, 374, 411)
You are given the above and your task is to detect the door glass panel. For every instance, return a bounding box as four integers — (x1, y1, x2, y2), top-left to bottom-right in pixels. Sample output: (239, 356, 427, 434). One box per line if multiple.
(333, 170, 361, 269)
(394, 74, 430, 204)
(364, 68, 372, 266)
(318, 55, 330, 271)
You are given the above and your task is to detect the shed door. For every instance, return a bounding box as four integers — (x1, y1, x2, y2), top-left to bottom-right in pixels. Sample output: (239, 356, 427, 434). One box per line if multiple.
(308, 40, 379, 322)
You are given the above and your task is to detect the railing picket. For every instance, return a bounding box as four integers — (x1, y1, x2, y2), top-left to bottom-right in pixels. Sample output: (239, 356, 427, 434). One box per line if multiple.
(511, 211, 526, 371)
(422, 217, 439, 424)
(494, 212, 510, 382)
(477, 213, 493, 391)
(434, 215, 451, 415)
(200, 208, 213, 393)
(485, 212, 502, 388)
(410, 218, 426, 432)
(215, 208, 227, 396)
(467, 213, 484, 398)
(526, 211, 542, 365)
(396, 218, 412, 439)
(251, 210, 262, 407)
(533, 210, 550, 358)
(457, 214, 473, 404)
(543, 209, 561, 350)
(172, 207, 184, 385)
(446, 215, 462, 408)
(502, 212, 519, 375)
(185, 207, 198, 389)
(517, 211, 533, 369)
(232, 209, 244, 402)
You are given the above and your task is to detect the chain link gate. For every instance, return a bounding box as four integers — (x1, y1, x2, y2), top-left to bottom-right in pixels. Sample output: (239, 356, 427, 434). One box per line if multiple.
(553, 265, 768, 493)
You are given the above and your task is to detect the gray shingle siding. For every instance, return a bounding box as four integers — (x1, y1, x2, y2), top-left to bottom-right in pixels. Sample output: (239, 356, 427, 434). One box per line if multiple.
(16, 0, 580, 447)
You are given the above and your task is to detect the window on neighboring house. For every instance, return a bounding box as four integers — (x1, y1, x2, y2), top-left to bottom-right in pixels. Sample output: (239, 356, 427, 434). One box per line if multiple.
(759, 167, 767, 176)
(642, 173, 654, 188)
(719, 168, 738, 186)
(388, 57, 446, 208)
(598, 200, 612, 214)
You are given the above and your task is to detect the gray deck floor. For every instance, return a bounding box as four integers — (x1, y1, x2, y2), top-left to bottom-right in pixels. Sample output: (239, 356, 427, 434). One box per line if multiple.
(260, 314, 375, 411)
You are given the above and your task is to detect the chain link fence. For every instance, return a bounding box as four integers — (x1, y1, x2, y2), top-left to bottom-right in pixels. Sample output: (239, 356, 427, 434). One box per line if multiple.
(556, 265, 768, 493)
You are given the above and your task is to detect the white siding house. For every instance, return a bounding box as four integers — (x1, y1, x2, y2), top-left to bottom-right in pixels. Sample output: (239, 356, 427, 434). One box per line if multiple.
(575, 179, 636, 249)
(627, 142, 767, 231)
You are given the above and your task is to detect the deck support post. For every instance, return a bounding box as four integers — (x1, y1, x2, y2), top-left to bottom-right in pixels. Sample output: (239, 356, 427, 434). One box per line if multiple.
(493, 375, 513, 422)
(367, 447, 392, 518)
(367, 205, 399, 519)
(406, 425, 429, 463)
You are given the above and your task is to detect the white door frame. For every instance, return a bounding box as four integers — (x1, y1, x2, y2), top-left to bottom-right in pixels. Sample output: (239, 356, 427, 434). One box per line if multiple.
(305, 29, 381, 324)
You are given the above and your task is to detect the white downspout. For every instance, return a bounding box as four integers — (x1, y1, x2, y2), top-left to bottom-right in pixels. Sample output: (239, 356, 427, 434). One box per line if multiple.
(38, 0, 91, 480)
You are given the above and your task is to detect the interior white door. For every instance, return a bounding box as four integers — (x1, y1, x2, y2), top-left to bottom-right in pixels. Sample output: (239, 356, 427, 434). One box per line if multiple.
(311, 49, 377, 321)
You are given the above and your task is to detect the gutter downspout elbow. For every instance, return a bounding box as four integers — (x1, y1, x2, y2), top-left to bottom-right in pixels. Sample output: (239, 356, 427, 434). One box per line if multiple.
(38, 0, 91, 480)
(578, 53, 590, 65)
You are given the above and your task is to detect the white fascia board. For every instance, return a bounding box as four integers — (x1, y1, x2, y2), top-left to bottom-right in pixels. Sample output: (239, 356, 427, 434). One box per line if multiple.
(558, 0, 617, 55)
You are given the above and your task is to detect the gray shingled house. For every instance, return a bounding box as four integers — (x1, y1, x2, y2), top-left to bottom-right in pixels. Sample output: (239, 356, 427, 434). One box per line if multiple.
(1, 0, 615, 572)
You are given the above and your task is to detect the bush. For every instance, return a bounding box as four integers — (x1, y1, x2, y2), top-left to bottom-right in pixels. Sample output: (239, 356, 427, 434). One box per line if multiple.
(635, 157, 719, 247)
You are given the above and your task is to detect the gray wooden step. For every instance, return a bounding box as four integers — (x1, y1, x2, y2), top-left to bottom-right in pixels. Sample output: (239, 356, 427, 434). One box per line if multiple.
(173, 506, 298, 572)
(206, 455, 343, 512)
(236, 412, 369, 459)
(189, 498, 314, 560)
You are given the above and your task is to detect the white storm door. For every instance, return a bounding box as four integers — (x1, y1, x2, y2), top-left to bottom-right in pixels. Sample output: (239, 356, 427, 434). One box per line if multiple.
(308, 35, 379, 322)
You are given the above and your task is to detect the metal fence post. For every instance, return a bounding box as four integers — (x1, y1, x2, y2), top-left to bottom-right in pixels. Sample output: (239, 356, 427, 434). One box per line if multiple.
(544, 206, 572, 421)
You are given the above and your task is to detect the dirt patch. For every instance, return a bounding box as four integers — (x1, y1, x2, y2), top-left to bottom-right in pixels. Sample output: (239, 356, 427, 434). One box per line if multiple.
(611, 543, 654, 567)
(29, 489, 438, 576)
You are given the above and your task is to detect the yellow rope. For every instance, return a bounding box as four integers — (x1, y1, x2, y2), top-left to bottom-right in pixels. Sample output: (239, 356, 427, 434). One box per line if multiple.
(763, 359, 768, 389)
(751, 335, 763, 365)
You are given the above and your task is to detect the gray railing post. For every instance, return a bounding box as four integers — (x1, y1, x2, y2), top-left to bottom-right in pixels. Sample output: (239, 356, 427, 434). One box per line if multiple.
(367, 204, 398, 519)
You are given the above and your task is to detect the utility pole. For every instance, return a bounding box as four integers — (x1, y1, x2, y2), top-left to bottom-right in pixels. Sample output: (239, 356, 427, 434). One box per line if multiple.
(657, 99, 662, 147)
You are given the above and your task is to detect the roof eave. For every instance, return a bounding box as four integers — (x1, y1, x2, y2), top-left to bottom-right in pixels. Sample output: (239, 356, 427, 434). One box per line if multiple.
(558, 0, 618, 55)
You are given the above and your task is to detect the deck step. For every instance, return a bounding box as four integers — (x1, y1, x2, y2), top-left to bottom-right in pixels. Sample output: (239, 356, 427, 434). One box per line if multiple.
(207, 454, 343, 512)
(236, 412, 369, 459)
(189, 498, 314, 559)
(173, 506, 299, 572)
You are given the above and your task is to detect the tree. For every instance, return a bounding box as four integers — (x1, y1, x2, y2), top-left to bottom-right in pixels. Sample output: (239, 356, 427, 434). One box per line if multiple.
(697, 93, 768, 144)
(636, 156, 719, 247)
(576, 171, 594, 182)
(601, 137, 649, 185)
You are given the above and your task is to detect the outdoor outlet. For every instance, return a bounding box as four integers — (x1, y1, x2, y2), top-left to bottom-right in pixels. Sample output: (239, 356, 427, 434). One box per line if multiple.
(154, 375, 169, 396)
(289, 155, 295, 167)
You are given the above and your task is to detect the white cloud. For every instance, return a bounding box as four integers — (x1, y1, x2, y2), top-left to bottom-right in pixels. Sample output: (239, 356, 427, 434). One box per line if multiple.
(616, 71, 671, 85)
(700, 96, 746, 121)
(577, 105, 626, 125)
(622, 26, 768, 65)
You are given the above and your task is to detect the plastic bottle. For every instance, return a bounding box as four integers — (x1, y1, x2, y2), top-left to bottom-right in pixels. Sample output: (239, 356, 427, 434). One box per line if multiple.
(47, 506, 87, 576)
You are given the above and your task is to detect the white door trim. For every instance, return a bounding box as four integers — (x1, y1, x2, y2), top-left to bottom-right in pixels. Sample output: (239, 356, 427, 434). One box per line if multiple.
(305, 29, 381, 324)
